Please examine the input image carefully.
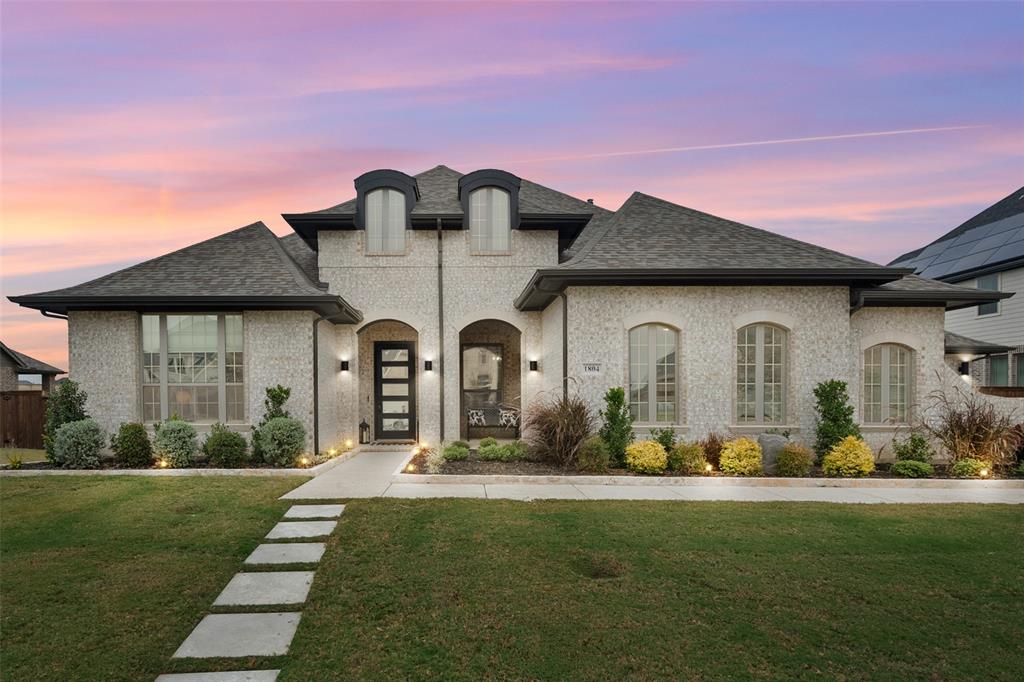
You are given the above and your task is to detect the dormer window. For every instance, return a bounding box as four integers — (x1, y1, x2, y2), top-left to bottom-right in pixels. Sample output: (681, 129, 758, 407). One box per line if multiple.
(366, 188, 406, 254)
(469, 187, 511, 253)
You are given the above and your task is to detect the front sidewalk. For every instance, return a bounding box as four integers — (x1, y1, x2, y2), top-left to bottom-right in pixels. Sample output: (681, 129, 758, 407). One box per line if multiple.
(282, 449, 1024, 503)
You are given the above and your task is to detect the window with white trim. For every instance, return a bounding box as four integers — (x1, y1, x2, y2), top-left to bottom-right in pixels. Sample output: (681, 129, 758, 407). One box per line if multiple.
(736, 323, 786, 424)
(977, 273, 1000, 316)
(469, 187, 511, 253)
(365, 187, 406, 254)
(628, 324, 678, 423)
(863, 343, 912, 424)
(141, 314, 244, 423)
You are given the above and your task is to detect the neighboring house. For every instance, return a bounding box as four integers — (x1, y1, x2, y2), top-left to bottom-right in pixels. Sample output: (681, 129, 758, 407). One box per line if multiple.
(0, 342, 65, 394)
(891, 188, 1024, 389)
(8, 166, 1011, 457)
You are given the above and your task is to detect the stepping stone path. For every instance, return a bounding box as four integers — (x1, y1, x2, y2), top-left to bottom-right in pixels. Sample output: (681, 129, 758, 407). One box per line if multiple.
(158, 504, 345, 680)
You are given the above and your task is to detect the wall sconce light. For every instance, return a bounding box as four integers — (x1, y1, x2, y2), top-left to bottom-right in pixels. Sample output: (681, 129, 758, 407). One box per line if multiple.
(424, 360, 433, 372)
(958, 361, 970, 376)
(340, 360, 350, 372)
(529, 360, 539, 372)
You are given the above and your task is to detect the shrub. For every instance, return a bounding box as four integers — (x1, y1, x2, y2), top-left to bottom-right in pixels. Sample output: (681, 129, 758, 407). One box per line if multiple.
(891, 460, 934, 478)
(43, 379, 89, 459)
(53, 418, 105, 469)
(598, 387, 634, 466)
(110, 422, 153, 468)
(479, 436, 499, 449)
(700, 432, 726, 469)
(442, 443, 469, 461)
(921, 384, 1020, 468)
(450, 440, 470, 450)
(479, 441, 529, 462)
(503, 440, 528, 460)
(776, 443, 814, 477)
(719, 438, 763, 476)
(259, 417, 306, 467)
(253, 385, 292, 458)
(813, 380, 861, 458)
(5, 451, 24, 469)
(893, 433, 933, 463)
(667, 442, 706, 474)
(523, 389, 595, 469)
(425, 446, 445, 474)
(822, 436, 875, 477)
(577, 436, 610, 472)
(625, 440, 667, 474)
(153, 419, 198, 468)
(203, 423, 249, 468)
(950, 457, 990, 478)
(650, 427, 676, 452)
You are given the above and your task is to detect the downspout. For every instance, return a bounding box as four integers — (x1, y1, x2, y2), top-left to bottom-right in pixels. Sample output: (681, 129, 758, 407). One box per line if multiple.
(436, 218, 445, 440)
(41, 310, 69, 321)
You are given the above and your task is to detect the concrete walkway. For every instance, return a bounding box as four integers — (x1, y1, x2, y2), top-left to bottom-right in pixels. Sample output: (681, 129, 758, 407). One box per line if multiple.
(282, 450, 1024, 504)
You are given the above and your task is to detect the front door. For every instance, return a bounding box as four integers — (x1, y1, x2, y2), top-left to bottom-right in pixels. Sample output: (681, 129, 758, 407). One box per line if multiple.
(374, 341, 416, 441)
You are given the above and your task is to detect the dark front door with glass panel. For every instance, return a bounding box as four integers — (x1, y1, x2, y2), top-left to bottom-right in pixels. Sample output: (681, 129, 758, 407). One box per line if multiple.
(374, 341, 416, 441)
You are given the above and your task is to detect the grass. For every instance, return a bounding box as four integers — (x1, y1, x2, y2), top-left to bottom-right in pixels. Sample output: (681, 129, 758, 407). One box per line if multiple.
(281, 499, 1024, 681)
(0, 475, 305, 681)
(1, 447, 48, 465)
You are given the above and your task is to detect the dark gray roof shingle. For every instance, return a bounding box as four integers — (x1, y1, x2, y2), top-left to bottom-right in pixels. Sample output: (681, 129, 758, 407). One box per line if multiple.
(0, 342, 64, 374)
(943, 331, 1012, 355)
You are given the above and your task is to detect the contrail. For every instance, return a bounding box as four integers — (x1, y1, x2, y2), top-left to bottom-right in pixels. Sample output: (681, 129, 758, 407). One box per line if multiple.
(495, 125, 986, 164)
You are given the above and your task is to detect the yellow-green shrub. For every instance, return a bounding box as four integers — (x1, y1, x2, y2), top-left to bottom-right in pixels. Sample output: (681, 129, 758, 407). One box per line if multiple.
(625, 440, 667, 474)
(667, 442, 706, 474)
(719, 437, 763, 476)
(776, 442, 814, 477)
(822, 436, 875, 477)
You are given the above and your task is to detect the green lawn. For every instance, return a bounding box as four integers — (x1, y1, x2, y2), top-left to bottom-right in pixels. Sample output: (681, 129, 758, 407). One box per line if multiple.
(0, 476, 305, 682)
(280, 499, 1024, 681)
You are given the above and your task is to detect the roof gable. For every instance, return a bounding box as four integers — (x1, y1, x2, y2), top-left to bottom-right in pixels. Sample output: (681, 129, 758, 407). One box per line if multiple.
(0, 342, 64, 374)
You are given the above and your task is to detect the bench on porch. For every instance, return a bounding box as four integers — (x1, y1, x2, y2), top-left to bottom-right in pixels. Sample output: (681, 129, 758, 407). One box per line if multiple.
(465, 394, 521, 440)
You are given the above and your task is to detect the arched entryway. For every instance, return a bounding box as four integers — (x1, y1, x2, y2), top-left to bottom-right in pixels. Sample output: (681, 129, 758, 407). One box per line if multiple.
(459, 319, 522, 440)
(357, 320, 418, 442)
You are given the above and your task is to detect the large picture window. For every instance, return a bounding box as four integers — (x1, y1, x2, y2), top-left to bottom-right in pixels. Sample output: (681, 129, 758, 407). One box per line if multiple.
(628, 324, 678, 424)
(736, 323, 786, 424)
(141, 314, 244, 423)
(365, 187, 406, 254)
(469, 187, 511, 253)
(863, 343, 912, 424)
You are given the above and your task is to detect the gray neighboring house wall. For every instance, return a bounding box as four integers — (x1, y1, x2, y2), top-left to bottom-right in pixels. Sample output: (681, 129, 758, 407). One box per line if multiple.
(9, 165, 1016, 460)
(891, 187, 1024, 388)
(0, 342, 64, 394)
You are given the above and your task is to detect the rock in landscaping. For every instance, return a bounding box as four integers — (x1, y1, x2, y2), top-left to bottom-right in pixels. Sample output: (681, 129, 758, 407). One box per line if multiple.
(758, 434, 788, 475)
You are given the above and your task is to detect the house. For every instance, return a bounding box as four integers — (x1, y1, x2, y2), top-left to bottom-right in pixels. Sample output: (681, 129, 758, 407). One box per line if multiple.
(8, 166, 1013, 456)
(891, 187, 1024, 389)
(0, 342, 65, 394)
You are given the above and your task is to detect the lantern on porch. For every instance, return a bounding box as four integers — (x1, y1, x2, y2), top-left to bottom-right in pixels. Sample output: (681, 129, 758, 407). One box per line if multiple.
(359, 419, 370, 444)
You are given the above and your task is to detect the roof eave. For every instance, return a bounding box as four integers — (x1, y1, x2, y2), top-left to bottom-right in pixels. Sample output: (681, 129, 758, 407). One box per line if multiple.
(851, 289, 1013, 313)
(934, 255, 1024, 284)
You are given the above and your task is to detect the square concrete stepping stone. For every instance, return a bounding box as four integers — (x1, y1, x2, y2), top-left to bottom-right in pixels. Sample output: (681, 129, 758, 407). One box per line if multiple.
(172, 612, 300, 658)
(156, 671, 279, 681)
(244, 542, 325, 565)
(213, 571, 315, 606)
(265, 520, 336, 539)
(283, 503, 345, 519)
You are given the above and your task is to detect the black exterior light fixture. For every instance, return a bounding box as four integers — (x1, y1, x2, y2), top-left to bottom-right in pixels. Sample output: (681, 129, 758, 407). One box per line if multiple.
(340, 360, 350, 372)
(424, 360, 433, 372)
(958, 361, 970, 377)
(529, 360, 539, 372)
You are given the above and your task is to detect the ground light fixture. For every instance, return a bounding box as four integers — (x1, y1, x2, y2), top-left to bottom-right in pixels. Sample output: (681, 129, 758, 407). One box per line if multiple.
(328, 448, 337, 456)
(980, 467, 990, 477)
(704, 463, 714, 473)
(345, 439, 353, 448)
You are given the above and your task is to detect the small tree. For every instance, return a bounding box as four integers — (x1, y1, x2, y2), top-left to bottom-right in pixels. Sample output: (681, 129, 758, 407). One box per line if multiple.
(599, 387, 634, 466)
(813, 380, 860, 459)
(253, 385, 292, 459)
(43, 380, 89, 460)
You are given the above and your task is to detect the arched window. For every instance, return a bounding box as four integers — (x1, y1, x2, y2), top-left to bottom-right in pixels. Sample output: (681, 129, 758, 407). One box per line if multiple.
(628, 324, 678, 424)
(863, 344, 912, 423)
(469, 187, 511, 253)
(736, 323, 787, 424)
(365, 187, 406, 254)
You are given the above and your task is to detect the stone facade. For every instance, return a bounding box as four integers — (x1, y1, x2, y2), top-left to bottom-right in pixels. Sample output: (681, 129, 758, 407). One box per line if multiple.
(68, 311, 141, 435)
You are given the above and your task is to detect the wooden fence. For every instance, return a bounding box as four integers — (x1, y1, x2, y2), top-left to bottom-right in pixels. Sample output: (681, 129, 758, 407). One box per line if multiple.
(1, 391, 47, 449)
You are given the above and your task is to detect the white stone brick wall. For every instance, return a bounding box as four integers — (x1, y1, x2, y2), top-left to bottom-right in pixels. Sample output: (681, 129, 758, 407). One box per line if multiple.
(67, 311, 140, 435)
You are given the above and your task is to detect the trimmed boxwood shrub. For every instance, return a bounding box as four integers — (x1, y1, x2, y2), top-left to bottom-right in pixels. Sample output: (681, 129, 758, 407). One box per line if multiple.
(578, 436, 610, 473)
(478, 436, 499, 449)
(822, 436, 875, 477)
(893, 433, 933, 463)
(442, 443, 469, 461)
(891, 460, 934, 478)
(720, 437, 763, 476)
(154, 419, 198, 468)
(43, 379, 89, 459)
(667, 442, 706, 474)
(53, 418, 105, 469)
(111, 422, 153, 468)
(625, 440, 667, 474)
(450, 440, 470, 450)
(478, 441, 529, 462)
(203, 423, 249, 468)
(951, 457, 989, 478)
(260, 417, 306, 467)
(776, 443, 814, 477)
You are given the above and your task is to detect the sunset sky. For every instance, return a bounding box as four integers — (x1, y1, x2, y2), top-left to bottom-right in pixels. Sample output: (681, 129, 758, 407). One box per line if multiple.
(2, 1, 1022, 370)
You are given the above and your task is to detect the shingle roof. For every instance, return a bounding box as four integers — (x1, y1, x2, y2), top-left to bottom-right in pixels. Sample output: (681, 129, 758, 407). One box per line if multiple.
(8, 222, 360, 320)
(943, 331, 1012, 355)
(852, 273, 1013, 311)
(889, 187, 1024, 280)
(0, 342, 64, 375)
(278, 233, 319, 283)
(561, 192, 889, 271)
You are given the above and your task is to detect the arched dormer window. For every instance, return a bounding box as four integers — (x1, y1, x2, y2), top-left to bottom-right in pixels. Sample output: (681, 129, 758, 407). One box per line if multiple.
(354, 169, 419, 255)
(863, 343, 913, 424)
(459, 169, 520, 255)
